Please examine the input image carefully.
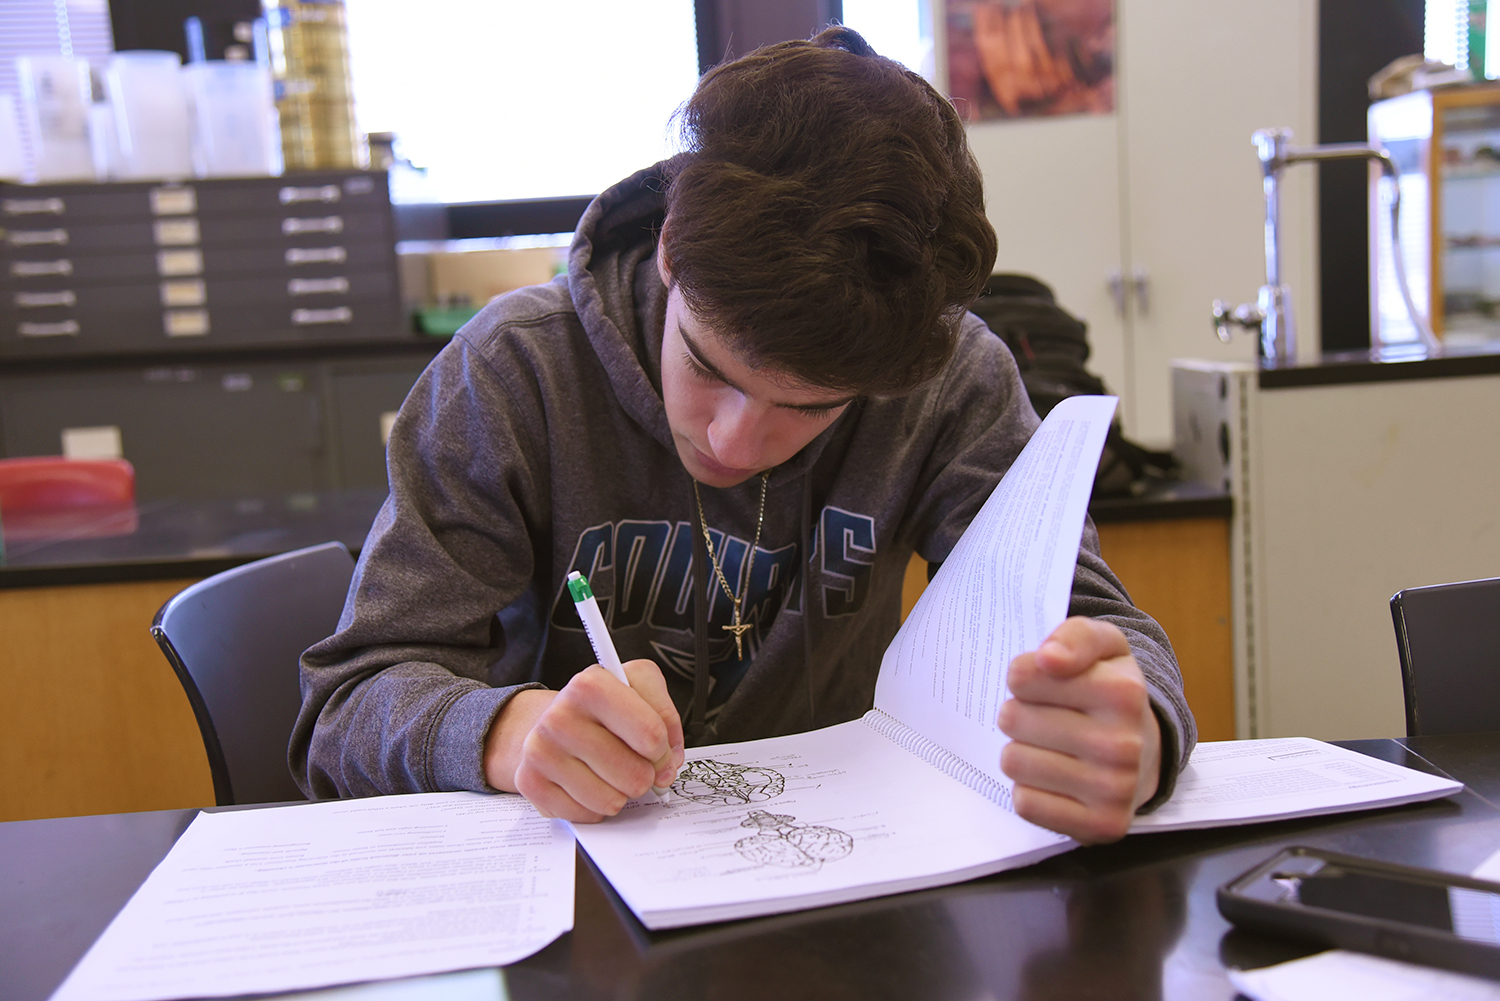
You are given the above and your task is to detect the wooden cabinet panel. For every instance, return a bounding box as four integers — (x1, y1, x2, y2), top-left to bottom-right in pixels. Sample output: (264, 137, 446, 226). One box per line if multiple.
(1096, 517, 1234, 741)
(0, 579, 214, 821)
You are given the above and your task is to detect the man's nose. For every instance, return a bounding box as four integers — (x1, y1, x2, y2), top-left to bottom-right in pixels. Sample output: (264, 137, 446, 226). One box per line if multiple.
(706, 394, 766, 469)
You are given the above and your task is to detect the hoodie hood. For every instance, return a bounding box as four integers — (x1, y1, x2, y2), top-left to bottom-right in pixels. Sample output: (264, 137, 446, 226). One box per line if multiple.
(566, 162, 674, 451)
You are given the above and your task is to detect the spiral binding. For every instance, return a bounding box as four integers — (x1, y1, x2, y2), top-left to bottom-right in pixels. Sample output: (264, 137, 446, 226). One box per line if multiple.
(862, 709, 1014, 813)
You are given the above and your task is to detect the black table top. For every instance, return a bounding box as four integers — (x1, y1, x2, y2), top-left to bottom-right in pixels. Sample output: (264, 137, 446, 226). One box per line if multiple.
(1257, 338, 1500, 389)
(4, 734, 1497, 1001)
(0, 488, 389, 589)
(0, 480, 1228, 590)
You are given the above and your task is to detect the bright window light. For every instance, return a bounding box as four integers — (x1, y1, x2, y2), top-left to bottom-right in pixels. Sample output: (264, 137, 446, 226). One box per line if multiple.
(1425, 0, 1468, 71)
(344, 1, 700, 204)
(840, 0, 933, 80)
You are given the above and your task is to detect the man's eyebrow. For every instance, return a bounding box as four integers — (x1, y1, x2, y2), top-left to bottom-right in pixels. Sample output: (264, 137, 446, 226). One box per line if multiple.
(680, 326, 855, 412)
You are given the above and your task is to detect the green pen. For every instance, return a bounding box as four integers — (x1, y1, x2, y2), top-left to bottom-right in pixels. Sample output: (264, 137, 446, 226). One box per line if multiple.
(568, 571, 671, 804)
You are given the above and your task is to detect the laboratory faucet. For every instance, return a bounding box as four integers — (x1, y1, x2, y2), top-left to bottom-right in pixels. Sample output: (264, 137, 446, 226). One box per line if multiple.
(1213, 128, 1437, 365)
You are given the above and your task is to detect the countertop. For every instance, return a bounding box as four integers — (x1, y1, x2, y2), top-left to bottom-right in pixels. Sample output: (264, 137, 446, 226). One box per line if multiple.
(0, 488, 388, 589)
(1258, 338, 1500, 389)
(0, 480, 1231, 589)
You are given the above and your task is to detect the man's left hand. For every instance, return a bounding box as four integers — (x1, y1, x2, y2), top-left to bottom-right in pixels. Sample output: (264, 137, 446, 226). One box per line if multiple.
(997, 616, 1162, 844)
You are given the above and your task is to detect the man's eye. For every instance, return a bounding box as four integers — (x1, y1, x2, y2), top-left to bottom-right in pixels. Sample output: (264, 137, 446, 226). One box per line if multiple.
(685, 353, 719, 383)
(796, 404, 838, 419)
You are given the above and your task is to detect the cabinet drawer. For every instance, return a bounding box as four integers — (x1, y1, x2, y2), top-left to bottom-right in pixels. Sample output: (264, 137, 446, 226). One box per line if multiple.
(0, 295, 404, 358)
(0, 172, 389, 222)
(3, 240, 395, 287)
(4, 268, 397, 314)
(1, 210, 391, 254)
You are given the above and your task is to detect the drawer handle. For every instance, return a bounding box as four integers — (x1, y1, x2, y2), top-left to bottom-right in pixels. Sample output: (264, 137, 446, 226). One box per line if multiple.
(292, 306, 353, 325)
(279, 184, 341, 204)
(10, 259, 72, 277)
(7, 229, 67, 246)
(14, 290, 76, 308)
(282, 216, 344, 235)
(2, 197, 64, 216)
(288, 277, 349, 295)
(19, 320, 80, 337)
(285, 246, 347, 265)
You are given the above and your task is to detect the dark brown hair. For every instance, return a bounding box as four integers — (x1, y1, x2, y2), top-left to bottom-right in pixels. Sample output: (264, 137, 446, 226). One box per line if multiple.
(660, 26, 997, 397)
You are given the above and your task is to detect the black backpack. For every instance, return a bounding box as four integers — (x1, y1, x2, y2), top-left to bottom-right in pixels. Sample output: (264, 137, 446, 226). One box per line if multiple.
(969, 273, 1176, 499)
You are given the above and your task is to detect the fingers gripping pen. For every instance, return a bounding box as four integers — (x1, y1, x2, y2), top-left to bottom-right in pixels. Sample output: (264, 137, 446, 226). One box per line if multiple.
(566, 571, 671, 804)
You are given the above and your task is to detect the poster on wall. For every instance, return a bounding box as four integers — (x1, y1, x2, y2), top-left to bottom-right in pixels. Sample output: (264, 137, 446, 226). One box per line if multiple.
(945, 0, 1115, 122)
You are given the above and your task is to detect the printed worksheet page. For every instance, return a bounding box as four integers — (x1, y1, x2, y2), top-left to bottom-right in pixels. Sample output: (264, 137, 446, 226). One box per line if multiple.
(1129, 737, 1463, 832)
(873, 395, 1116, 791)
(569, 719, 1073, 929)
(50, 793, 574, 1001)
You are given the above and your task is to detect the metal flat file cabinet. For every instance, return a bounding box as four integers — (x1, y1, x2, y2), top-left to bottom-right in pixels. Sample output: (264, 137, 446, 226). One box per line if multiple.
(0, 172, 405, 358)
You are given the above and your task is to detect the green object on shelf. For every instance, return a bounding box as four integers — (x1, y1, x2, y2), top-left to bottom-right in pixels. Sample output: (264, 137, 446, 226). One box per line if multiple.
(415, 306, 481, 337)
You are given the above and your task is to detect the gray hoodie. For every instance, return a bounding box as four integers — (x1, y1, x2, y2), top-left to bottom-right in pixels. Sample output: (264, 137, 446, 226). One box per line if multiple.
(291, 162, 1197, 803)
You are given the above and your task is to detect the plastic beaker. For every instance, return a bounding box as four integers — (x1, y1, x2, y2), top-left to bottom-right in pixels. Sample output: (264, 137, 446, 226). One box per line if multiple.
(106, 50, 194, 180)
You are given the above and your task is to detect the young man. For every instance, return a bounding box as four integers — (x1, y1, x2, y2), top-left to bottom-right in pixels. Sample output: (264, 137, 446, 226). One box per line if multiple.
(292, 27, 1196, 844)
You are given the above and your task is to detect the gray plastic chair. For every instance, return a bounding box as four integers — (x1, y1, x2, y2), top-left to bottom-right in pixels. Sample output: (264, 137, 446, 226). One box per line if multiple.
(152, 541, 355, 805)
(1390, 576, 1500, 737)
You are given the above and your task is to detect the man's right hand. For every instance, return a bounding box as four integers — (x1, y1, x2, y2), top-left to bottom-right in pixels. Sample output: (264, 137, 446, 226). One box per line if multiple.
(483, 659, 684, 822)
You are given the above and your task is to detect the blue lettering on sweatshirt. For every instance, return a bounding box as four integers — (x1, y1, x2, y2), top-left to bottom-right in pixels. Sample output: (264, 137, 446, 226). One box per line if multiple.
(550, 506, 877, 715)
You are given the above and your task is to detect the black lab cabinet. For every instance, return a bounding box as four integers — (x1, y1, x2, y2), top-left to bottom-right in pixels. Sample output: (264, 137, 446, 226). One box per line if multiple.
(0, 172, 439, 501)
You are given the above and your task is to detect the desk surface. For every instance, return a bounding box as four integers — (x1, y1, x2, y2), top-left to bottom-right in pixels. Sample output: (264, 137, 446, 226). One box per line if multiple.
(5, 735, 1496, 1001)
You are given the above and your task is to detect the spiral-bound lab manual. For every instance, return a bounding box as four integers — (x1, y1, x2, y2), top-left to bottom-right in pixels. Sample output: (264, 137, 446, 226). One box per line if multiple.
(570, 396, 1461, 930)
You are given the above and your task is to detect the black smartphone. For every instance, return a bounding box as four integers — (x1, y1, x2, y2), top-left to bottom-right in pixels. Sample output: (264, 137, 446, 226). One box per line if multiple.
(1217, 846, 1500, 979)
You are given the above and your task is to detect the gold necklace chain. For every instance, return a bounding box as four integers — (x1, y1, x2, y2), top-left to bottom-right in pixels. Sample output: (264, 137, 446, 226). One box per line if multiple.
(693, 471, 770, 659)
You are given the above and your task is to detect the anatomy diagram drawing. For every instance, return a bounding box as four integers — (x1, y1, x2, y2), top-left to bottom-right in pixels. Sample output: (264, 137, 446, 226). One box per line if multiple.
(734, 810, 854, 870)
(672, 759, 785, 805)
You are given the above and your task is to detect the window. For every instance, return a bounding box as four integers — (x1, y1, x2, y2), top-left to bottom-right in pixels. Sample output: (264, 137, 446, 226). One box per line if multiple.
(344, 0, 701, 204)
(839, 0, 933, 79)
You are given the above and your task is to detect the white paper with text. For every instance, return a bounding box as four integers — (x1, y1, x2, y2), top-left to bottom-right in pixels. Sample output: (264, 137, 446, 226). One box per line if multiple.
(1130, 737, 1463, 832)
(874, 395, 1116, 792)
(50, 792, 573, 1001)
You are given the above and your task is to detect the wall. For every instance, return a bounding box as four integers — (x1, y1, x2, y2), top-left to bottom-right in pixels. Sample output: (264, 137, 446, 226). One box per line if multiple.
(959, 0, 1321, 448)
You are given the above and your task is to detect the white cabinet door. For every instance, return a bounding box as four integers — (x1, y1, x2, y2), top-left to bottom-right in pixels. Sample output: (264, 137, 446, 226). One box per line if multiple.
(1118, 0, 1319, 447)
(969, 114, 1131, 426)
(960, 0, 1318, 448)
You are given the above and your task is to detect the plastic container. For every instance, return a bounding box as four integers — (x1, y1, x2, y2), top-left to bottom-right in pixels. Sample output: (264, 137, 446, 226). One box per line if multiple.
(263, 0, 361, 171)
(0, 93, 24, 181)
(183, 61, 280, 177)
(15, 55, 94, 182)
(105, 50, 194, 180)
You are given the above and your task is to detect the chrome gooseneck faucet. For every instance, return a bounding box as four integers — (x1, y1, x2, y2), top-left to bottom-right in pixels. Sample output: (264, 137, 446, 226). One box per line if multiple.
(1213, 128, 1437, 365)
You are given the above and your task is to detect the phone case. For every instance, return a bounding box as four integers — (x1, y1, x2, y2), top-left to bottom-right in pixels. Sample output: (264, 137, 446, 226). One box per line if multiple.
(1217, 846, 1500, 979)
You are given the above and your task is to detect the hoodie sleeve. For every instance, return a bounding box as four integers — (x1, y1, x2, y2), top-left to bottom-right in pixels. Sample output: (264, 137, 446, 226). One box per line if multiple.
(290, 328, 550, 799)
(905, 314, 1197, 806)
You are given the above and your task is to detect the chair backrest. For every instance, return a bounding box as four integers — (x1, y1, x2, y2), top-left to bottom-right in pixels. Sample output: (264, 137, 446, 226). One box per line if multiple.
(152, 541, 355, 805)
(1390, 576, 1500, 737)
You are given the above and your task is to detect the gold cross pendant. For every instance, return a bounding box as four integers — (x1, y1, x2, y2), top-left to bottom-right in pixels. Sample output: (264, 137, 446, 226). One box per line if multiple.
(723, 622, 752, 659)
